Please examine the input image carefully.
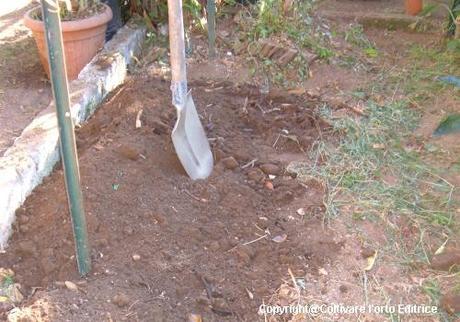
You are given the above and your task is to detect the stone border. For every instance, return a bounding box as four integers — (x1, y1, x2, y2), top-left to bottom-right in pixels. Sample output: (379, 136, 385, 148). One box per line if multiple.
(318, 10, 438, 32)
(0, 22, 146, 249)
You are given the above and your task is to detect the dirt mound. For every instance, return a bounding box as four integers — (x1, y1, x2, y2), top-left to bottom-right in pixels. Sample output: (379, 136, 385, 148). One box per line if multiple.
(1, 77, 345, 321)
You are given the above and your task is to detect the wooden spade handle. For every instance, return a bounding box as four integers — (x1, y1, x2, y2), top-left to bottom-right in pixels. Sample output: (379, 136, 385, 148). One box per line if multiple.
(167, 0, 188, 106)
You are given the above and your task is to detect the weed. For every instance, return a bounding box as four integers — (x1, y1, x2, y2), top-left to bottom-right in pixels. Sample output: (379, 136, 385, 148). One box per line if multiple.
(236, 0, 333, 87)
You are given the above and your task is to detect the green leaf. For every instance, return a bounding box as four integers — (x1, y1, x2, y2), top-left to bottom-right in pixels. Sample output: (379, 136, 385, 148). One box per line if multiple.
(364, 47, 378, 58)
(433, 114, 460, 136)
(419, 3, 438, 17)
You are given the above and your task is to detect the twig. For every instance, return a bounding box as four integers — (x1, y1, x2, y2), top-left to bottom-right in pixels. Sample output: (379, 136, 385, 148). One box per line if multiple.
(135, 109, 143, 128)
(272, 133, 281, 148)
(125, 300, 139, 317)
(181, 189, 206, 202)
(242, 234, 268, 246)
(241, 159, 258, 169)
(288, 267, 299, 293)
(242, 97, 249, 114)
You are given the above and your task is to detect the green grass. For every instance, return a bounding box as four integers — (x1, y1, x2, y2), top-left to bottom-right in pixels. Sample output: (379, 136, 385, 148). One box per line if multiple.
(388, 43, 460, 103)
(303, 98, 456, 255)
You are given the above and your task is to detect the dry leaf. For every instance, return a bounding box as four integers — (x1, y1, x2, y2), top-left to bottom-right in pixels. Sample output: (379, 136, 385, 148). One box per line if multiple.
(245, 288, 254, 300)
(288, 87, 306, 95)
(372, 143, 385, 150)
(187, 313, 202, 322)
(64, 281, 79, 292)
(318, 267, 328, 276)
(272, 234, 287, 243)
(296, 208, 306, 216)
(135, 110, 143, 128)
(7, 284, 23, 303)
(364, 250, 378, 271)
(434, 239, 448, 255)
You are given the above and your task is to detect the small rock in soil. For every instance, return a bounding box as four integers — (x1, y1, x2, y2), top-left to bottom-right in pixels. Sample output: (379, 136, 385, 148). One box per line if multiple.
(112, 293, 130, 307)
(247, 168, 265, 182)
(221, 156, 239, 170)
(430, 250, 460, 271)
(116, 145, 139, 161)
(264, 181, 274, 190)
(272, 234, 287, 243)
(440, 292, 460, 314)
(260, 163, 281, 175)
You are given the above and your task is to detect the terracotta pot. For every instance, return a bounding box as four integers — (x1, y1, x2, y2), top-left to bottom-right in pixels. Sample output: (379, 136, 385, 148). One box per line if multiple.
(24, 4, 113, 80)
(404, 0, 423, 16)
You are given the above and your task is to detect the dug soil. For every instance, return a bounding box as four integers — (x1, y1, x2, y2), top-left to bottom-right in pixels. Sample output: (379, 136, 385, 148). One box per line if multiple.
(0, 77, 347, 321)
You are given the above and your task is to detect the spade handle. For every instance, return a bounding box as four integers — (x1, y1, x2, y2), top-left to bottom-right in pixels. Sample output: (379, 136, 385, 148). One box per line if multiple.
(168, 0, 188, 107)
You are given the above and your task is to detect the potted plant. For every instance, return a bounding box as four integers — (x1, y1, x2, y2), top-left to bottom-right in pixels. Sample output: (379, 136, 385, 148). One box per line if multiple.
(24, 0, 113, 80)
(405, 0, 423, 16)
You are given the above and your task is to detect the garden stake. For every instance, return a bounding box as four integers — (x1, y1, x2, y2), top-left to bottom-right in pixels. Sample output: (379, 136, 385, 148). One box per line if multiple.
(207, 0, 216, 58)
(40, 0, 91, 275)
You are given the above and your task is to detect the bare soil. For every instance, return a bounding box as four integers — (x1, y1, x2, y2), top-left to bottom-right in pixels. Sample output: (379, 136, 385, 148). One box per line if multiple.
(1, 0, 460, 321)
(1, 76, 346, 321)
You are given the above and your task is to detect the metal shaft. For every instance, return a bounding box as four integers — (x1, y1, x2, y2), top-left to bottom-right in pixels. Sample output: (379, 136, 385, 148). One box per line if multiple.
(40, 0, 91, 276)
(167, 0, 188, 107)
(207, 0, 216, 58)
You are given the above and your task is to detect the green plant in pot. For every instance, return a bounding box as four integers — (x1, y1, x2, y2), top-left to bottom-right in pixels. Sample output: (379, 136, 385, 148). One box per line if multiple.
(24, 0, 113, 80)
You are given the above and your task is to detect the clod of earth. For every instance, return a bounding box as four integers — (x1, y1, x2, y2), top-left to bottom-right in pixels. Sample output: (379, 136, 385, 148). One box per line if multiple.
(260, 163, 282, 175)
(112, 293, 130, 307)
(115, 145, 140, 161)
(264, 181, 274, 190)
(440, 292, 460, 314)
(247, 168, 266, 182)
(360, 246, 376, 259)
(221, 156, 239, 170)
(430, 250, 460, 271)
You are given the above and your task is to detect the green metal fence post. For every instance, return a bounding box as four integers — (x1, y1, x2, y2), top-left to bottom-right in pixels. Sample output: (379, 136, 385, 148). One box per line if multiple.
(207, 0, 216, 58)
(40, 0, 91, 276)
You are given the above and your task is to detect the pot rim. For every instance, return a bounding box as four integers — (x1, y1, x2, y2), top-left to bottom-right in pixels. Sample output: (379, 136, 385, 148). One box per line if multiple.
(24, 3, 113, 32)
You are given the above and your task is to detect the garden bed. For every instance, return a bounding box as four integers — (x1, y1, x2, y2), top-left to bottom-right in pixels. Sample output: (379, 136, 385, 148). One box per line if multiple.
(1, 76, 349, 321)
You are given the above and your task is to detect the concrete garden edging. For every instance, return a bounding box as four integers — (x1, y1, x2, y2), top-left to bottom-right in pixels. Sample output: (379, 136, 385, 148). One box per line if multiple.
(0, 22, 146, 250)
